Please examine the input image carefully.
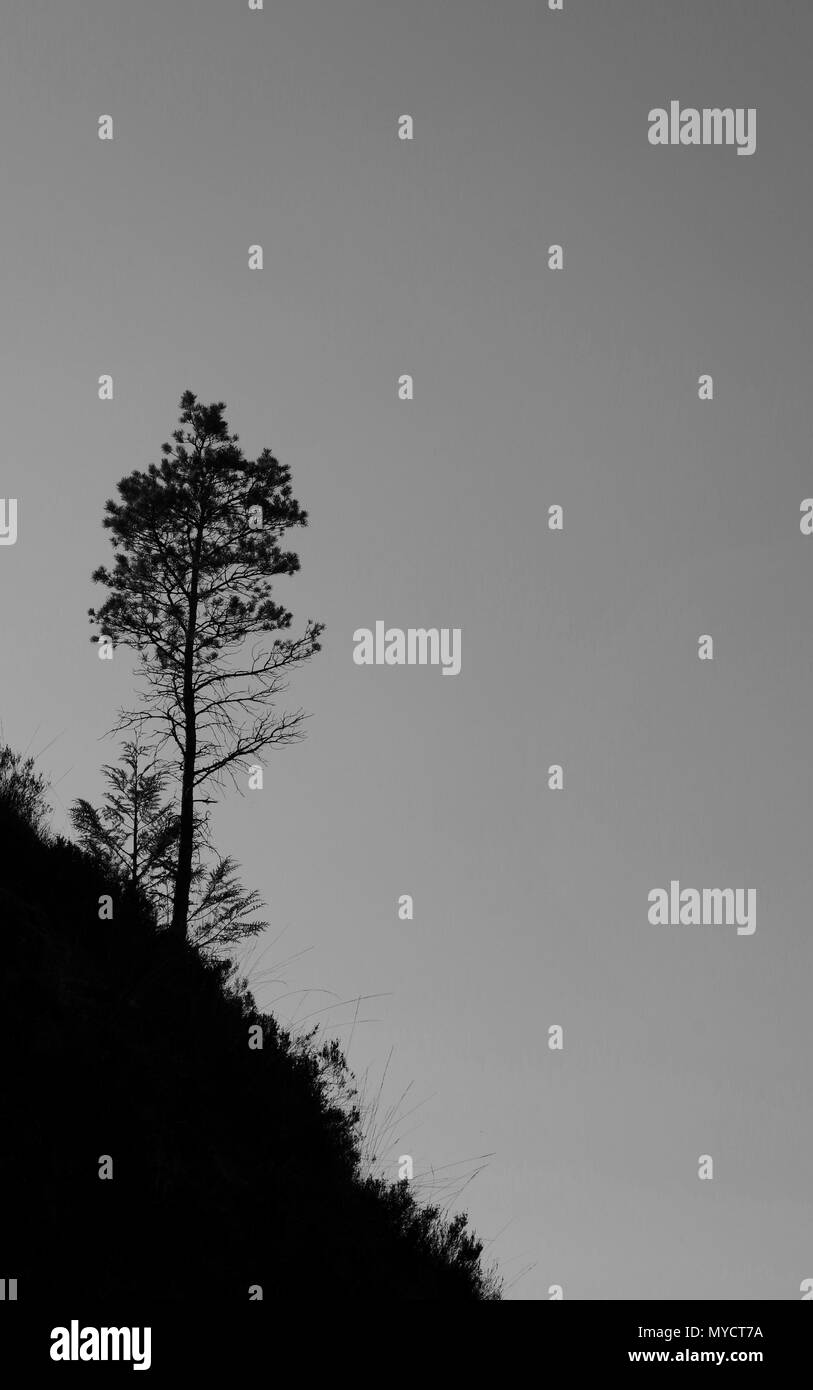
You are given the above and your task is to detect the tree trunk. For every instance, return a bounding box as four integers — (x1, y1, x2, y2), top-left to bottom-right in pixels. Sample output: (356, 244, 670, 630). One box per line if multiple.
(170, 519, 203, 937)
(131, 749, 139, 888)
(171, 737, 196, 936)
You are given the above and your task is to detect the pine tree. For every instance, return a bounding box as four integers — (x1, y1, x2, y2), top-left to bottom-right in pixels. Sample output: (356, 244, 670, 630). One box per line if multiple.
(88, 391, 323, 937)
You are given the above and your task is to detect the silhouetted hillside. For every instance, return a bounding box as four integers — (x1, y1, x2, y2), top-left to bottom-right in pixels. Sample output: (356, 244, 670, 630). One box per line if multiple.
(0, 796, 500, 1301)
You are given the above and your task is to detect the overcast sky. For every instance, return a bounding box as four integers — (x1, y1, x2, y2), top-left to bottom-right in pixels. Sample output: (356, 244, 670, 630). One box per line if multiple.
(2, 0, 812, 1299)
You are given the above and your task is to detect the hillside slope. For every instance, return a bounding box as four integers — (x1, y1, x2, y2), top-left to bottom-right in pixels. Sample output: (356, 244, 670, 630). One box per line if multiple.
(0, 799, 499, 1301)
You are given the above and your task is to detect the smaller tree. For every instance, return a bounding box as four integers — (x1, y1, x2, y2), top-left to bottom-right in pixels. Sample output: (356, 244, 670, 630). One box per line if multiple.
(185, 853, 268, 952)
(70, 739, 180, 903)
(70, 741, 267, 951)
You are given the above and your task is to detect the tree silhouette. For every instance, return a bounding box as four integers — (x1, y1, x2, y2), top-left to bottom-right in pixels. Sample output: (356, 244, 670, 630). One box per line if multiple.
(70, 737, 179, 899)
(88, 391, 323, 937)
(184, 850, 268, 951)
(71, 740, 269, 951)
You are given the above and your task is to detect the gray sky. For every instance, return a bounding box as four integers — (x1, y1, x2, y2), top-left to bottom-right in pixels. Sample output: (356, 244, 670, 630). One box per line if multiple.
(2, 0, 812, 1299)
